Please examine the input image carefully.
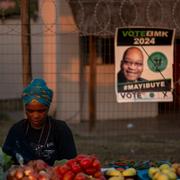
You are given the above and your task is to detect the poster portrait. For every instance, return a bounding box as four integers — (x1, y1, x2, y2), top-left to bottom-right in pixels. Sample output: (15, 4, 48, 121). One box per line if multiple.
(115, 27, 175, 103)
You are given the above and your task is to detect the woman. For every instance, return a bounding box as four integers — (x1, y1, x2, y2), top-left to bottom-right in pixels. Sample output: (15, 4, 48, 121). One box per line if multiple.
(2, 78, 77, 166)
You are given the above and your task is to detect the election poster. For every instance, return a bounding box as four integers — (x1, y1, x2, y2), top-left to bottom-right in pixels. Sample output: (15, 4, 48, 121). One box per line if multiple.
(115, 27, 175, 103)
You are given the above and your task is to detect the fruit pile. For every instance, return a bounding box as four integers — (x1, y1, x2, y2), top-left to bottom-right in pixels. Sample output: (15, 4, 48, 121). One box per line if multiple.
(7, 159, 58, 180)
(104, 167, 137, 180)
(104, 160, 180, 180)
(54, 154, 105, 180)
(148, 163, 180, 180)
(6, 154, 105, 180)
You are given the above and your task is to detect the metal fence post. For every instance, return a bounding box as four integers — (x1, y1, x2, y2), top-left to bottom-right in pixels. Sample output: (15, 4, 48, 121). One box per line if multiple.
(20, 0, 32, 87)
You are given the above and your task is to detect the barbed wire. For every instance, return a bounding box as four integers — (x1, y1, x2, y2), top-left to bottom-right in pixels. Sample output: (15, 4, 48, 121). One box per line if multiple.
(119, 0, 137, 27)
(172, 0, 180, 31)
(0, 0, 179, 36)
(146, 0, 164, 27)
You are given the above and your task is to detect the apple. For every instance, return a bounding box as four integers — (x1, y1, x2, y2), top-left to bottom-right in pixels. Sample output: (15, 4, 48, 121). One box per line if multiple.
(105, 169, 122, 177)
(23, 166, 34, 176)
(156, 173, 169, 180)
(159, 164, 170, 171)
(15, 168, 24, 179)
(7, 167, 17, 179)
(171, 163, 180, 171)
(148, 167, 160, 178)
(153, 171, 161, 180)
(108, 176, 124, 180)
(166, 171, 177, 180)
(122, 168, 136, 177)
(26, 172, 38, 180)
(27, 159, 48, 172)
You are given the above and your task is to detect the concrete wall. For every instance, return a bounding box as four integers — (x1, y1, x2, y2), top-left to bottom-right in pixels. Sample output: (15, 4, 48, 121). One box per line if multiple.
(0, 19, 43, 100)
(56, 0, 158, 122)
(2, 0, 171, 122)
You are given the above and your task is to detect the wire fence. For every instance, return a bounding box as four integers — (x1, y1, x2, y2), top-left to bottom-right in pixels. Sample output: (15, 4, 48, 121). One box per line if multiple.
(0, 0, 180, 162)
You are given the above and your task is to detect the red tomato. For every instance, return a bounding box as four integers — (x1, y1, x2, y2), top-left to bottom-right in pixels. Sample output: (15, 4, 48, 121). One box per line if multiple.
(79, 157, 93, 169)
(63, 170, 75, 180)
(84, 167, 97, 175)
(75, 154, 88, 162)
(57, 164, 70, 175)
(94, 171, 103, 178)
(66, 159, 76, 166)
(74, 172, 88, 180)
(92, 159, 101, 170)
(70, 161, 82, 173)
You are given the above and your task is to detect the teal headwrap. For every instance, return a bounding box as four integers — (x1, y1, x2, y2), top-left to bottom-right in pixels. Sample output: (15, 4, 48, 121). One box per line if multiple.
(22, 78, 53, 107)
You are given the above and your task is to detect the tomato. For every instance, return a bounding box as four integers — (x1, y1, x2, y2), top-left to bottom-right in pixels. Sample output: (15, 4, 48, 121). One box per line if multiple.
(94, 171, 103, 178)
(79, 157, 93, 169)
(70, 161, 82, 174)
(63, 170, 75, 180)
(57, 164, 70, 175)
(75, 154, 88, 162)
(84, 167, 97, 175)
(74, 172, 88, 180)
(92, 159, 101, 170)
(66, 159, 76, 166)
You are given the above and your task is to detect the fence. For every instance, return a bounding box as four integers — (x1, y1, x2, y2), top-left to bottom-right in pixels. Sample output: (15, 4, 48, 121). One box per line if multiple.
(0, 0, 180, 163)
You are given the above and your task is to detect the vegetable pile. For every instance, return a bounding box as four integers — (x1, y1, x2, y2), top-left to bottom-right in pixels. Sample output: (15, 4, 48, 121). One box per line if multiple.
(7, 159, 57, 180)
(5, 154, 105, 180)
(54, 154, 105, 180)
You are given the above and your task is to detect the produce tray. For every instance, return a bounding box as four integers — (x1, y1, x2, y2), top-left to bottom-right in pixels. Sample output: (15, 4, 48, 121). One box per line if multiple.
(104, 159, 180, 180)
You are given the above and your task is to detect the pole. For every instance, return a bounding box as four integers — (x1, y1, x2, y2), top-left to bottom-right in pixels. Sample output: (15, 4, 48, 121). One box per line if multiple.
(89, 36, 97, 130)
(20, 0, 32, 87)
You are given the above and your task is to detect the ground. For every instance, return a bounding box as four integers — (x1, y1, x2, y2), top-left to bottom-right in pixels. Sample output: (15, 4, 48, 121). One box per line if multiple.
(1, 111, 180, 165)
(70, 112, 180, 165)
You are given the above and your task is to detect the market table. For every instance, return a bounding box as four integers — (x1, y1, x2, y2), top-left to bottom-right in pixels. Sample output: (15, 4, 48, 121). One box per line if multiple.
(103, 159, 180, 180)
(1, 148, 180, 180)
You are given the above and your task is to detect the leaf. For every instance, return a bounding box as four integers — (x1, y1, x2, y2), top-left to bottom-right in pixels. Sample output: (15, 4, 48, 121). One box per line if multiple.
(0, 147, 13, 171)
(54, 159, 68, 166)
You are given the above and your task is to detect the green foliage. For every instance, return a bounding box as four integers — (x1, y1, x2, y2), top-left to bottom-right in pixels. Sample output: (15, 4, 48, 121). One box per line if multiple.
(0, 147, 13, 179)
(54, 159, 68, 166)
(0, 147, 13, 171)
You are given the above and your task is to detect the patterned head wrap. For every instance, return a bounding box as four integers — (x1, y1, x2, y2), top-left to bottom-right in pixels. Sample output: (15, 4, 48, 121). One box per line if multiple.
(22, 78, 53, 107)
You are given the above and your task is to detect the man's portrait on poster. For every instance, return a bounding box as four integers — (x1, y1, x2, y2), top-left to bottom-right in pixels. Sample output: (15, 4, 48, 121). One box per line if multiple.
(117, 46, 147, 84)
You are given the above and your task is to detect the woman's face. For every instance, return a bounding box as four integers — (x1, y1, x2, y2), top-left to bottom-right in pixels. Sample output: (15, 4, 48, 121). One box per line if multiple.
(25, 100, 49, 129)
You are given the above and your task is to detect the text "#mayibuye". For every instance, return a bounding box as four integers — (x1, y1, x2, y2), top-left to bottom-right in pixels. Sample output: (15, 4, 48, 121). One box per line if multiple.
(124, 81, 165, 91)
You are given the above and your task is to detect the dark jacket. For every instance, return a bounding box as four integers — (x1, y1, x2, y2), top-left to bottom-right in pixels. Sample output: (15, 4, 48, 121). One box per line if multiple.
(2, 117, 77, 166)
